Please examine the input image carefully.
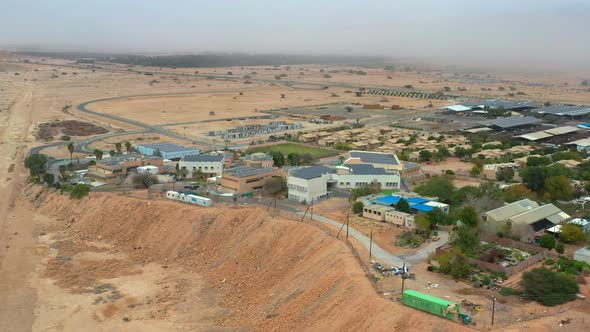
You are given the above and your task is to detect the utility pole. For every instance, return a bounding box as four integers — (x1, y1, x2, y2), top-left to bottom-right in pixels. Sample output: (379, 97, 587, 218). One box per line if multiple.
(346, 212, 350, 239)
(310, 199, 314, 221)
(491, 296, 496, 326)
(337, 211, 349, 239)
(369, 225, 373, 259)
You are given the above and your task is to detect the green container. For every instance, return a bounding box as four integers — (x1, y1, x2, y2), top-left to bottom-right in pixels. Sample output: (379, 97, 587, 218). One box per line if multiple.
(402, 290, 471, 324)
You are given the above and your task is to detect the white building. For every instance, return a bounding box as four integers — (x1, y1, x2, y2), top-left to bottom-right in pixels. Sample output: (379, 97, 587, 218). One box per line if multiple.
(335, 164, 400, 190)
(344, 150, 403, 171)
(287, 166, 334, 203)
(179, 154, 225, 178)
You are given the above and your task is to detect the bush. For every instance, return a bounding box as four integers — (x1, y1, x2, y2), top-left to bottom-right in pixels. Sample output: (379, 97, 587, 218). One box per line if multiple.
(539, 234, 556, 250)
(427, 265, 438, 272)
(24, 154, 47, 177)
(69, 184, 90, 199)
(522, 268, 579, 306)
(560, 224, 587, 243)
(500, 287, 516, 296)
(42, 173, 55, 185)
(544, 258, 555, 266)
(556, 243, 565, 254)
(352, 201, 364, 215)
(444, 169, 455, 176)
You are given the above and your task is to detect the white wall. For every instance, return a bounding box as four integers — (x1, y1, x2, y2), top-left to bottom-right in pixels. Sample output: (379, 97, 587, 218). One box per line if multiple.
(334, 173, 400, 190)
(288, 175, 330, 203)
(180, 160, 224, 176)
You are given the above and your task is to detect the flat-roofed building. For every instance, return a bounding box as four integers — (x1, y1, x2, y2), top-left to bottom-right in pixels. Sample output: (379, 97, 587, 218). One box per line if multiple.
(363, 204, 392, 222)
(88, 154, 164, 183)
(243, 152, 274, 168)
(287, 166, 335, 203)
(136, 143, 200, 160)
(385, 210, 415, 228)
(179, 154, 225, 178)
(219, 166, 281, 194)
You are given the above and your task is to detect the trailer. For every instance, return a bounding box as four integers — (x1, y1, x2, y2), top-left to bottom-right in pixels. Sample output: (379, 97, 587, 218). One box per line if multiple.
(402, 290, 471, 324)
(166, 191, 179, 200)
(186, 194, 212, 207)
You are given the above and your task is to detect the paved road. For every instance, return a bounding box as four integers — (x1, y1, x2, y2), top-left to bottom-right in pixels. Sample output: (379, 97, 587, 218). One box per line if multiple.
(273, 201, 449, 267)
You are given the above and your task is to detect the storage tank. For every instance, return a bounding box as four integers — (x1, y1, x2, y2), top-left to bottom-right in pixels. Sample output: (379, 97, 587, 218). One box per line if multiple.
(402, 290, 471, 324)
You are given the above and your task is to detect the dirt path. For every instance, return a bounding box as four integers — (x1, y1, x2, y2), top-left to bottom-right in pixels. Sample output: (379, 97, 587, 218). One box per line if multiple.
(0, 70, 38, 332)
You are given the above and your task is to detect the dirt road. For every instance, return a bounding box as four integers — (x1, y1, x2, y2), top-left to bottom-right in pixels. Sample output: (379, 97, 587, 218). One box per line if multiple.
(0, 70, 38, 331)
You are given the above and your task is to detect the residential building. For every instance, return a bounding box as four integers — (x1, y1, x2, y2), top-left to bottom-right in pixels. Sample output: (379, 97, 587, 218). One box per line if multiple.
(179, 154, 225, 178)
(287, 166, 335, 203)
(136, 143, 200, 160)
(363, 204, 390, 222)
(385, 210, 415, 228)
(88, 154, 164, 183)
(243, 152, 274, 168)
(219, 166, 281, 194)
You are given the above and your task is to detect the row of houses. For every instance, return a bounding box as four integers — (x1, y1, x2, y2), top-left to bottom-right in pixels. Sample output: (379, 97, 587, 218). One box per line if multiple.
(207, 121, 303, 140)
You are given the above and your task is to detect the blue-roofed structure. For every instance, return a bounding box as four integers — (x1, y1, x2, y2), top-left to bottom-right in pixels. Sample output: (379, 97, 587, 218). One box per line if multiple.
(373, 196, 401, 206)
(410, 203, 435, 213)
(407, 197, 430, 204)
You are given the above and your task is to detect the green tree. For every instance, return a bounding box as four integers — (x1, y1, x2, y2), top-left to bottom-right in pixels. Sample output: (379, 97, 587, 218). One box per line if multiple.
(452, 226, 479, 255)
(527, 156, 552, 167)
(543, 176, 572, 201)
(496, 168, 515, 182)
(560, 224, 587, 243)
(263, 177, 287, 198)
(470, 165, 481, 177)
(132, 174, 159, 188)
(191, 169, 205, 180)
(427, 208, 452, 227)
(438, 248, 471, 279)
(70, 184, 90, 199)
(93, 149, 103, 160)
(522, 268, 579, 306)
(457, 205, 478, 227)
(352, 201, 364, 215)
(396, 198, 410, 213)
(350, 182, 382, 201)
(414, 214, 432, 238)
(269, 151, 285, 167)
(539, 234, 556, 250)
(556, 243, 565, 254)
(24, 154, 47, 177)
(287, 153, 300, 166)
(67, 142, 74, 163)
(109, 150, 116, 157)
(503, 184, 534, 203)
(58, 164, 67, 179)
(419, 150, 433, 162)
(125, 141, 132, 153)
(42, 173, 55, 185)
(414, 176, 456, 203)
(115, 142, 122, 155)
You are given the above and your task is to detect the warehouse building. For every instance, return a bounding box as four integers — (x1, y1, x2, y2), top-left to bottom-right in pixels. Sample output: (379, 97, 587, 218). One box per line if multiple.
(136, 143, 200, 160)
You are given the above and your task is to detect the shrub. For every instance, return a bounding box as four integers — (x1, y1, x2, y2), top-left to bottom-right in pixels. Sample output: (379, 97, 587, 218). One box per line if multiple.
(522, 268, 579, 306)
(560, 224, 586, 243)
(352, 201, 364, 215)
(69, 184, 90, 199)
(544, 258, 555, 266)
(539, 234, 556, 250)
(500, 287, 516, 296)
(556, 243, 565, 254)
(42, 173, 55, 185)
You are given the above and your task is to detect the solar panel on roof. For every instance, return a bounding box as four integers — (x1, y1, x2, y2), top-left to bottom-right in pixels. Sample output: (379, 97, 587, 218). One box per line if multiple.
(479, 116, 541, 128)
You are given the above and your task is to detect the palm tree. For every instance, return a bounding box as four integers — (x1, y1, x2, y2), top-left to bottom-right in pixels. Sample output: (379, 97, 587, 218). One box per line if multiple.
(124, 141, 132, 153)
(109, 150, 116, 157)
(67, 142, 74, 163)
(115, 142, 122, 155)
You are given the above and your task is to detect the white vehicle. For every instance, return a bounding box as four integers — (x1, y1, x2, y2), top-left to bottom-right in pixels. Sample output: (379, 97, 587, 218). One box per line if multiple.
(166, 191, 179, 200)
(166, 190, 212, 207)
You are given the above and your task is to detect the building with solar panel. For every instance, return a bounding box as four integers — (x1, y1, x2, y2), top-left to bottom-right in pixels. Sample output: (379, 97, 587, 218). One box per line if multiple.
(478, 116, 542, 131)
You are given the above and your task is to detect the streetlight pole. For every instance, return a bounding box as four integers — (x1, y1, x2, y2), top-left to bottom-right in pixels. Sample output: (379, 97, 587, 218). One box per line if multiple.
(491, 296, 496, 326)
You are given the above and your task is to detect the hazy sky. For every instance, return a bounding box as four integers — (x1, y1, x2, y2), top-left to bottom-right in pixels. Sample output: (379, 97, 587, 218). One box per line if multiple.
(1, 0, 589, 71)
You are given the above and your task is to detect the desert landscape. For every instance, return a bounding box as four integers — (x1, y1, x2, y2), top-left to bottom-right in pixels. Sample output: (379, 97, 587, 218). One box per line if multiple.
(2, 2, 590, 330)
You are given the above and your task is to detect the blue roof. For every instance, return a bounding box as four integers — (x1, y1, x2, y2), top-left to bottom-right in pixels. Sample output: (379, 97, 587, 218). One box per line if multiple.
(407, 197, 429, 204)
(410, 203, 435, 212)
(373, 196, 401, 206)
(578, 123, 590, 128)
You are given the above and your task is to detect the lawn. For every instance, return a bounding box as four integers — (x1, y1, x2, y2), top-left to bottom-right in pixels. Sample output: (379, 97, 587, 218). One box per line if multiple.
(246, 143, 339, 159)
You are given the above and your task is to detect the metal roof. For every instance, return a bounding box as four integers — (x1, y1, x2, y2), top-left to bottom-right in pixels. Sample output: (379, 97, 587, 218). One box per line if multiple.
(290, 166, 334, 180)
(479, 116, 541, 129)
(517, 132, 553, 141)
(544, 126, 579, 135)
(345, 164, 390, 175)
(373, 196, 401, 206)
(182, 154, 224, 162)
(457, 99, 541, 110)
(410, 203, 435, 212)
(485, 199, 539, 221)
(533, 105, 590, 116)
(138, 143, 199, 153)
(442, 105, 472, 112)
(349, 151, 400, 166)
(509, 204, 566, 226)
(568, 138, 590, 147)
(407, 197, 430, 204)
(224, 166, 278, 178)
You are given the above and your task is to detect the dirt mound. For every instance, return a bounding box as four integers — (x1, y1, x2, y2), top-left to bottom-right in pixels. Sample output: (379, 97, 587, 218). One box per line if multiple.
(29, 189, 455, 331)
(36, 120, 108, 140)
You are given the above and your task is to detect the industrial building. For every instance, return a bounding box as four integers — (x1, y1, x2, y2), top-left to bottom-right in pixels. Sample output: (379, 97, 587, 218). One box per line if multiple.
(478, 116, 542, 131)
(442, 99, 541, 114)
(219, 166, 281, 194)
(179, 154, 225, 178)
(531, 105, 590, 118)
(516, 126, 579, 142)
(136, 143, 200, 160)
(243, 152, 274, 168)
